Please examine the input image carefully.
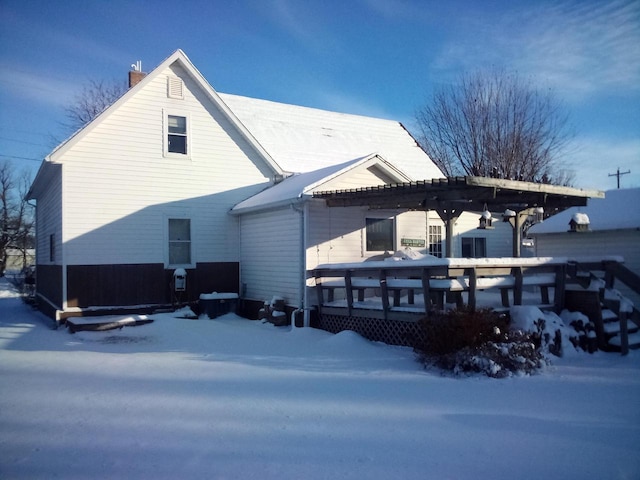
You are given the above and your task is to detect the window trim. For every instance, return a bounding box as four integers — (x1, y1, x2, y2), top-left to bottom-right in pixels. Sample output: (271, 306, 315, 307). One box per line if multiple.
(166, 217, 194, 268)
(364, 215, 395, 253)
(163, 109, 190, 158)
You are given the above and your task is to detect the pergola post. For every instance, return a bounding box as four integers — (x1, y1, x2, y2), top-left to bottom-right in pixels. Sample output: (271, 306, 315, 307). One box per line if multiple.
(512, 212, 522, 258)
(435, 204, 462, 258)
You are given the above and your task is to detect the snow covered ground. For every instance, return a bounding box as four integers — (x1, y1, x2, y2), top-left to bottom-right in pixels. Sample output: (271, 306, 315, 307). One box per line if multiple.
(1, 277, 639, 480)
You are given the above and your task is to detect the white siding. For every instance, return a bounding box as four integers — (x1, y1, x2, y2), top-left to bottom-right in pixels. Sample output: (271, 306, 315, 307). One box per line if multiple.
(35, 167, 63, 265)
(307, 202, 367, 268)
(535, 230, 640, 304)
(239, 208, 303, 305)
(58, 63, 274, 266)
(319, 165, 397, 191)
(307, 202, 434, 268)
(454, 211, 513, 258)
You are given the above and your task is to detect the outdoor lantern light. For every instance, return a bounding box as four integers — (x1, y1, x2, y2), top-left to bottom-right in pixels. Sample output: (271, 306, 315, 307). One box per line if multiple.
(534, 206, 544, 223)
(478, 204, 493, 229)
(503, 209, 516, 222)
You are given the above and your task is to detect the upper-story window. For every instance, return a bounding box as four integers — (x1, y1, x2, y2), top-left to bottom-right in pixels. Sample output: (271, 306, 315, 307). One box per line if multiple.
(167, 115, 187, 154)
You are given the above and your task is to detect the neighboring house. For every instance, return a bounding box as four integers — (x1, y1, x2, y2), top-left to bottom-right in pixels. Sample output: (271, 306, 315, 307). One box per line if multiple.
(27, 49, 512, 321)
(4, 249, 35, 272)
(528, 188, 640, 304)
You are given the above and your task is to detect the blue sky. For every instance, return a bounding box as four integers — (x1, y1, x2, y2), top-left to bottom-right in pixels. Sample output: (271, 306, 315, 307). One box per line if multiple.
(1, 0, 638, 190)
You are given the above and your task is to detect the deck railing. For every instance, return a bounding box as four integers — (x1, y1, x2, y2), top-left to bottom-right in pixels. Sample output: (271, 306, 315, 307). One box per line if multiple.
(312, 257, 570, 320)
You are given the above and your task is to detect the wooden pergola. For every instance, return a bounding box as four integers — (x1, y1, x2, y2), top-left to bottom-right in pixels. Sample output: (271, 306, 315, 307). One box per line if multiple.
(313, 176, 604, 257)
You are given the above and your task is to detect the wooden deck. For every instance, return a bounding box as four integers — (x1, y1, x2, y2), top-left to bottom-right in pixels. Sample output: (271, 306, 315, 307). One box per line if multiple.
(310, 256, 640, 350)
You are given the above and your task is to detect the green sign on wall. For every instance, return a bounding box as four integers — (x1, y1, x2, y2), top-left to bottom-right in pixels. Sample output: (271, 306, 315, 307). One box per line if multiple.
(400, 238, 426, 247)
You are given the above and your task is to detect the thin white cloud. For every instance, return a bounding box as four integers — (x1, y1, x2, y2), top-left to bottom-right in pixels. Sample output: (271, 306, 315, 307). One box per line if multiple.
(265, 0, 342, 53)
(432, 0, 640, 100)
(313, 90, 398, 120)
(360, 0, 422, 20)
(0, 66, 77, 107)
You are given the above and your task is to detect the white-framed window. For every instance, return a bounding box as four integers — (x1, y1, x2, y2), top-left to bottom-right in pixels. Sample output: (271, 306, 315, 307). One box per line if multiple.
(428, 225, 443, 258)
(168, 218, 192, 266)
(461, 237, 487, 258)
(365, 217, 394, 252)
(164, 111, 190, 157)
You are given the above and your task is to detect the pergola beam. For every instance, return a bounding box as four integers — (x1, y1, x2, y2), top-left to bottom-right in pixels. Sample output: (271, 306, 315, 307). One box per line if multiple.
(314, 176, 604, 258)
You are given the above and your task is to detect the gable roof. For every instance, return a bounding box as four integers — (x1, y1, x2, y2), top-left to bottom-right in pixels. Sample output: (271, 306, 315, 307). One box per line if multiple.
(231, 154, 411, 214)
(528, 188, 640, 234)
(219, 93, 443, 181)
(28, 49, 285, 199)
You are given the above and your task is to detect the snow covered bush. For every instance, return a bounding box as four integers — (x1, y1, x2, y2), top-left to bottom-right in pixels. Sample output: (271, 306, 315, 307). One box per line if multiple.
(415, 307, 546, 378)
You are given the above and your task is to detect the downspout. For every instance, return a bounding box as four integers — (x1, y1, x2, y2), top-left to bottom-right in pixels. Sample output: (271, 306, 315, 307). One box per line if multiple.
(60, 164, 67, 326)
(291, 199, 310, 327)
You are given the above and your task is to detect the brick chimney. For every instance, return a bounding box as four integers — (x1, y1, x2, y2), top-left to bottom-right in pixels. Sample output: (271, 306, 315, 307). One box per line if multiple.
(128, 60, 146, 88)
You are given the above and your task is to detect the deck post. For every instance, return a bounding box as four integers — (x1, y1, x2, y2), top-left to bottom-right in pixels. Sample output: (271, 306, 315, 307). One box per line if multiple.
(315, 275, 324, 316)
(467, 267, 477, 310)
(421, 268, 431, 316)
(345, 270, 354, 316)
(379, 270, 389, 320)
(513, 267, 523, 305)
(554, 264, 566, 312)
(620, 311, 629, 356)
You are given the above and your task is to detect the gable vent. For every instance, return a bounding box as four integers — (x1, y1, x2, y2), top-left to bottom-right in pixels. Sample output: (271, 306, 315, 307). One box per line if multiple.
(167, 76, 184, 99)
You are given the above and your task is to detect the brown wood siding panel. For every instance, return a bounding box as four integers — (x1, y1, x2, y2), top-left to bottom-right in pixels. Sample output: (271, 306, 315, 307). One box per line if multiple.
(194, 262, 239, 295)
(66, 262, 239, 308)
(36, 264, 63, 308)
(67, 264, 166, 308)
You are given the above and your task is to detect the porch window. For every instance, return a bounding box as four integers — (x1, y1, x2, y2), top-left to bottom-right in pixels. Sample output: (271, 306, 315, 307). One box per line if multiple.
(167, 114, 187, 155)
(461, 237, 486, 258)
(428, 225, 443, 258)
(169, 218, 191, 265)
(366, 217, 394, 252)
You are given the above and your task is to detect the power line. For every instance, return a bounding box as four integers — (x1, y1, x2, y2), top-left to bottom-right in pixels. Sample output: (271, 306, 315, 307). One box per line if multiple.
(0, 154, 42, 162)
(0, 136, 49, 147)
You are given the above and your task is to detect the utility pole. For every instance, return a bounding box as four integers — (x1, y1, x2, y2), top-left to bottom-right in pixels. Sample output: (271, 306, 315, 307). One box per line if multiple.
(608, 167, 630, 189)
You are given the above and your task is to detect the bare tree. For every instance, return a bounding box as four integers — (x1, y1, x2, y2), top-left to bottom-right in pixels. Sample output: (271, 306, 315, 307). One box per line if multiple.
(64, 79, 127, 132)
(415, 70, 574, 184)
(0, 161, 34, 276)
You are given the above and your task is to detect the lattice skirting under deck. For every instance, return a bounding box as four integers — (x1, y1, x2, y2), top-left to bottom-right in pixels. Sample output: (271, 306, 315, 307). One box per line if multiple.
(318, 313, 424, 347)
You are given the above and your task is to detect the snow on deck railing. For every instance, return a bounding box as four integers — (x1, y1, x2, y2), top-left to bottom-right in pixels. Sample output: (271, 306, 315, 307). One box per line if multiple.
(311, 256, 626, 319)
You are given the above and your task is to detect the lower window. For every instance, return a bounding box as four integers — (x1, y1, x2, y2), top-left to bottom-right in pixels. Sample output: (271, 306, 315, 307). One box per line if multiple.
(169, 218, 191, 265)
(428, 225, 443, 258)
(366, 217, 394, 252)
(461, 237, 486, 258)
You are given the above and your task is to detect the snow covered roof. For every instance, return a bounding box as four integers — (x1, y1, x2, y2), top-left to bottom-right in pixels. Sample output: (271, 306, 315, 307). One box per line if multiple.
(219, 93, 443, 181)
(571, 212, 590, 225)
(231, 154, 410, 214)
(529, 188, 640, 234)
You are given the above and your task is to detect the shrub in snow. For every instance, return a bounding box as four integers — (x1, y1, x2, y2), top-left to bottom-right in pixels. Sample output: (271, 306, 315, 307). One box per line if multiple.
(415, 307, 546, 378)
